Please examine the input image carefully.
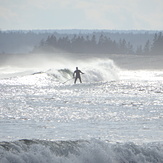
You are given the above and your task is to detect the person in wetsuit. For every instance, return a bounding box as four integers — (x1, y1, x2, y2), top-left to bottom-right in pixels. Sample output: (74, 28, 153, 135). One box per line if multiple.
(73, 67, 84, 84)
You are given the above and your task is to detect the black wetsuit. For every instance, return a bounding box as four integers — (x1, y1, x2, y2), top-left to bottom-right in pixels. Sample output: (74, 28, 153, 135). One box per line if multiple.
(73, 70, 83, 83)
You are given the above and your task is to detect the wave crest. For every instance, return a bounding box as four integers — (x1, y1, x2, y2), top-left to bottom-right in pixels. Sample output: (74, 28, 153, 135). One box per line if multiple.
(1, 139, 163, 163)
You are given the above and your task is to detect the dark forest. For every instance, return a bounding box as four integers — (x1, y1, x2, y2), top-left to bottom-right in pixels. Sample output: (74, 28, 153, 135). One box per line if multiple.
(0, 30, 163, 55)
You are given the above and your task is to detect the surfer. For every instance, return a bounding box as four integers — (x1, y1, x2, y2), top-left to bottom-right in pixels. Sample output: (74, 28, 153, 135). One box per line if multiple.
(73, 67, 84, 84)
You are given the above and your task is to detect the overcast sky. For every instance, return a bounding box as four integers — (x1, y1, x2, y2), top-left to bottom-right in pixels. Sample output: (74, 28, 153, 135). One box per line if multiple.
(0, 0, 163, 30)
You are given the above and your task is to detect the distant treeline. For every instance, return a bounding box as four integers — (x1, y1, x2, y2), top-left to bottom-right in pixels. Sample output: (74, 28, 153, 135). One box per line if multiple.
(0, 30, 162, 55)
(150, 32, 163, 55)
(0, 31, 51, 54)
(34, 32, 163, 55)
(34, 34, 134, 54)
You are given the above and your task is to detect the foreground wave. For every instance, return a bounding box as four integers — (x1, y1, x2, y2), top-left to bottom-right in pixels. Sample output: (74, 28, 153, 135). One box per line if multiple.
(0, 139, 163, 163)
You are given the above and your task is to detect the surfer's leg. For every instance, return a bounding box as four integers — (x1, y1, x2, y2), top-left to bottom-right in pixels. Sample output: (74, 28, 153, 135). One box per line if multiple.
(79, 77, 82, 83)
(74, 77, 77, 84)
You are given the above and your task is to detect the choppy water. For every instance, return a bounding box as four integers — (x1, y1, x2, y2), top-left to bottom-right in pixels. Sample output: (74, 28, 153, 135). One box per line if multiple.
(0, 58, 163, 162)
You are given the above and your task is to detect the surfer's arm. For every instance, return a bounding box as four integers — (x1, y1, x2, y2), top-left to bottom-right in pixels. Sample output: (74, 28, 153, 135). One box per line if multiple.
(79, 70, 84, 74)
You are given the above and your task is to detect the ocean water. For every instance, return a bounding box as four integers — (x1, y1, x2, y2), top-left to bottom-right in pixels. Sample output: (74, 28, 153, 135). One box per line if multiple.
(0, 55, 163, 163)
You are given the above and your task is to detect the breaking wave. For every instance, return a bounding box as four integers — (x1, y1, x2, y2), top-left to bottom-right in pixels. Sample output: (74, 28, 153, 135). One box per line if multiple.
(0, 58, 119, 84)
(0, 139, 163, 163)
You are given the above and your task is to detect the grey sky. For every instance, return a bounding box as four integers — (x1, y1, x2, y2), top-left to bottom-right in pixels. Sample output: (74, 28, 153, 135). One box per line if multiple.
(0, 0, 163, 30)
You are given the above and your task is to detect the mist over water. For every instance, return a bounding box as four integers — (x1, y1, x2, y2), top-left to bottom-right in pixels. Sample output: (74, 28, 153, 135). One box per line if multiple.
(0, 52, 120, 82)
(1, 52, 163, 82)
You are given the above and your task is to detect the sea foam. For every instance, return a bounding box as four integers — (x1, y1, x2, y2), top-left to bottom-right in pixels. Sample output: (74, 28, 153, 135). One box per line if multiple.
(0, 139, 163, 163)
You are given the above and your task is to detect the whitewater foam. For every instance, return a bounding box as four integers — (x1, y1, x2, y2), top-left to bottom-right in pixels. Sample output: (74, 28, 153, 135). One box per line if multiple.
(0, 139, 163, 163)
(0, 58, 119, 85)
